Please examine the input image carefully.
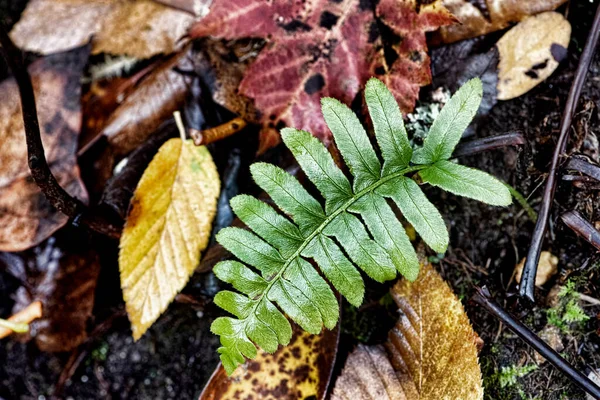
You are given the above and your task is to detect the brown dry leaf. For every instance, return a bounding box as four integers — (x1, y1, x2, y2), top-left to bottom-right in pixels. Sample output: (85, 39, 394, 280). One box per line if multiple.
(0, 235, 101, 352)
(0, 47, 89, 252)
(332, 261, 483, 400)
(119, 138, 220, 339)
(199, 324, 339, 400)
(94, 50, 194, 156)
(10, 0, 194, 59)
(496, 12, 571, 100)
(436, 0, 567, 43)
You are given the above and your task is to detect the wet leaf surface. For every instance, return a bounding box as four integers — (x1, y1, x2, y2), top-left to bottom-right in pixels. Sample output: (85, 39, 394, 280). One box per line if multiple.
(0, 46, 89, 252)
(496, 11, 571, 100)
(190, 0, 454, 152)
(332, 260, 483, 400)
(0, 233, 100, 352)
(10, 0, 194, 58)
(199, 324, 339, 400)
(119, 138, 220, 339)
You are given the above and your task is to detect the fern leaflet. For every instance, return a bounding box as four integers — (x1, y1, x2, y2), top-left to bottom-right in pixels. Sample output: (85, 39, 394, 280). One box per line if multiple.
(211, 77, 511, 374)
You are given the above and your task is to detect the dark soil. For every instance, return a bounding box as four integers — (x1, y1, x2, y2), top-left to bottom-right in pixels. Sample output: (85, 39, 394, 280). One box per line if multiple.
(1, 1, 600, 399)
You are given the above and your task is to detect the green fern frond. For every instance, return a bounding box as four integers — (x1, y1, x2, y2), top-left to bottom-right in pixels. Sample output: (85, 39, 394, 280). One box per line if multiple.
(211, 77, 511, 374)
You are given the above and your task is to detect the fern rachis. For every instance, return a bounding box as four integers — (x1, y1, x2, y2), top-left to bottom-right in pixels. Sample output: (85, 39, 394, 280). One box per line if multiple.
(211, 77, 512, 374)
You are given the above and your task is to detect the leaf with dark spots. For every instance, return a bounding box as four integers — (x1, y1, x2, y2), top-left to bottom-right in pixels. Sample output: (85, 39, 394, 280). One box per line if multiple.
(0, 233, 100, 352)
(199, 323, 339, 400)
(191, 0, 455, 152)
(0, 46, 89, 252)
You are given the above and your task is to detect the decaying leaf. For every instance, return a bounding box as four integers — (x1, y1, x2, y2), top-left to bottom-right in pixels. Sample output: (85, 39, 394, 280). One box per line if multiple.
(190, 0, 454, 152)
(436, 0, 567, 43)
(0, 47, 89, 252)
(332, 261, 483, 400)
(92, 49, 195, 156)
(0, 235, 100, 352)
(119, 138, 220, 339)
(496, 12, 571, 100)
(10, 0, 194, 59)
(199, 324, 339, 400)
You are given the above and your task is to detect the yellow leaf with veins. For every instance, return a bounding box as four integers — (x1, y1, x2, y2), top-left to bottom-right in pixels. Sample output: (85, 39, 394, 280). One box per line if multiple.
(119, 138, 220, 339)
(332, 260, 483, 400)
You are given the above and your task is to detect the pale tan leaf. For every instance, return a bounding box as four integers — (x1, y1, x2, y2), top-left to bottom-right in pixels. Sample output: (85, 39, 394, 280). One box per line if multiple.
(10, 0, 194, 58)
(332, 261, 483, 400)
(496, 11, 571, 100)
(119, 138, 220, 339)
(199, 324, 339, 400)
(437, 0, 567, 43)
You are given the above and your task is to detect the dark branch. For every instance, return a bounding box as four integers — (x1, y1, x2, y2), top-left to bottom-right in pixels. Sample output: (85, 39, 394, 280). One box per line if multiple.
(0, 26, 121, 239)
(472, 287, 600, 399)
(520, 3, 600, 302)
(453, 132, 525, 158)
(561, 210, 600, 251)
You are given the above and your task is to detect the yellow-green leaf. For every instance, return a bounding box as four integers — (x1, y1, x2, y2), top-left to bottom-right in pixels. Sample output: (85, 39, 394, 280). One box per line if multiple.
(119, 138, 220, 339)
(332, 260, 483, 400)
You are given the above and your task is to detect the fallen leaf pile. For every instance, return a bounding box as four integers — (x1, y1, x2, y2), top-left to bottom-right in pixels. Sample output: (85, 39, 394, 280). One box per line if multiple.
(118, 137, 220, 339)
(190, 0, 456, 152)
(199, 324, 339, 400)
(0, 46, 89, 252)
(332, 261, 483, 400)
(10, 0, 195, 58)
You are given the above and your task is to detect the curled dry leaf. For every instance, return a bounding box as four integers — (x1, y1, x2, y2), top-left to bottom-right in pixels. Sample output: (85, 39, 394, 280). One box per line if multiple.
(332, 261, 483, 400)
(496, 12, 571, 100)
(190, 0, 454, 153)
(119, 138, 220, 339)
(436, 0, 567, 43)
(199, 324, 339, 400)
(0, 47, 89, 252)
(10, 0, 194, 58)
(0, 235, 100, 352)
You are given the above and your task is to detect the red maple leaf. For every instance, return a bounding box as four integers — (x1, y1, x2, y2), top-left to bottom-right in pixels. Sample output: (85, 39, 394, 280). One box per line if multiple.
(190, 0, 455, 153)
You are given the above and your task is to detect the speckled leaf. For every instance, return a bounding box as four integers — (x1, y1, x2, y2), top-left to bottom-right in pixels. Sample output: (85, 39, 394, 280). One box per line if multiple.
(199, 324, 339, 400)
(331, 261, 483, 400)
(119, 138, 220, 340)
(190, 0, 455, 152)
(496, 11, 571, 100)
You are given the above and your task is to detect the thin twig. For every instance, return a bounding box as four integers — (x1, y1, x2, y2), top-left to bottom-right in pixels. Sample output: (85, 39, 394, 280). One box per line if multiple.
(0, 25, 121, 238)
(453, 132, 525, 158)
(520, 3, 600, 302)
(472, 287, 600, 399)
(561, 210, 600, 251)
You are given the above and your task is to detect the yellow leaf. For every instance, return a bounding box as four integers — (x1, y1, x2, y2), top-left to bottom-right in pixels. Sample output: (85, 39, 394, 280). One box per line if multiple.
(119, 138, 220, 339)
(199, 325, 339, 400)
(332, 261, 483, 400)
(496, 11, 571, 100)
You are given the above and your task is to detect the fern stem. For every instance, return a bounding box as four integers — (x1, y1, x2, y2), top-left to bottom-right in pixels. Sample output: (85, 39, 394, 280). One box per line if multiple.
(504, 182, 537, 222)
(247, 164, 427, 319)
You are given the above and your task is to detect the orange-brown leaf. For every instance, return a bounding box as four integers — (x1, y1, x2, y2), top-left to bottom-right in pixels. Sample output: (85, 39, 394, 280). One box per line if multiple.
(332, 261, 483, 400)
(199, 324, 339, 400)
